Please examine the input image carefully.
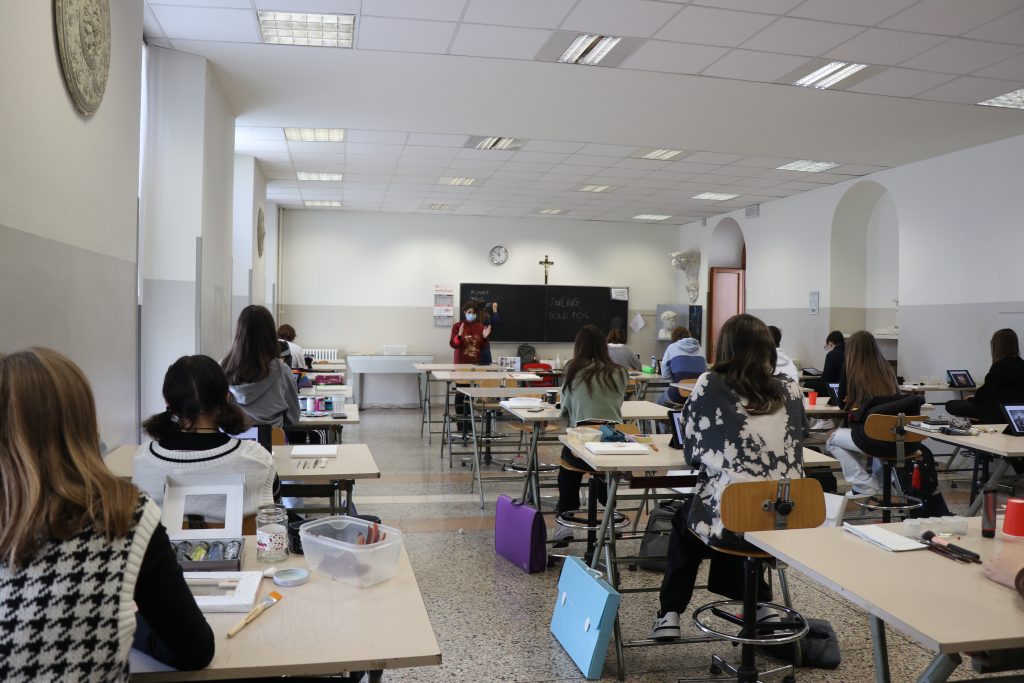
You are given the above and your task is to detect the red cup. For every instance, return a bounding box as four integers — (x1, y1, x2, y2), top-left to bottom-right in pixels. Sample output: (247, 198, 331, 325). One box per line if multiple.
(807, 391, 818, 406)
(1003, 498, 1024, 537)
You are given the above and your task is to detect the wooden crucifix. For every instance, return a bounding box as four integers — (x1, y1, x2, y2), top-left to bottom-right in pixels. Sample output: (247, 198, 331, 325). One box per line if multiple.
(539, 254, 554, 284)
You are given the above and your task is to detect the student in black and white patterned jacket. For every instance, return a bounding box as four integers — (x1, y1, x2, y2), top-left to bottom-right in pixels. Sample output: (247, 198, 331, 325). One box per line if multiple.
(650, 315, 806, 641)
(0, 349, 214, 681)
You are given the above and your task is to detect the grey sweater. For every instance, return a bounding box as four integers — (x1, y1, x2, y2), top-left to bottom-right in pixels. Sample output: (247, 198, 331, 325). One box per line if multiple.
(560, 362, 627, 427)
(607, 344, 642, 371)
(229, 359, 300, 427)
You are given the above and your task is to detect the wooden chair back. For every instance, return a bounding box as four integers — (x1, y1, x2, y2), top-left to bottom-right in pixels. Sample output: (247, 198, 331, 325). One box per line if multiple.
(271, 427, 287, 446)
(575, 421, 640, 435)
(863, 414, 928, 443)
(719, 478, 826, 533)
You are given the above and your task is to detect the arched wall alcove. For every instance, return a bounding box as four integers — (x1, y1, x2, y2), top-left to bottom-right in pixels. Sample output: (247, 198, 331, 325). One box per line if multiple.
(829, 180, 899, 337)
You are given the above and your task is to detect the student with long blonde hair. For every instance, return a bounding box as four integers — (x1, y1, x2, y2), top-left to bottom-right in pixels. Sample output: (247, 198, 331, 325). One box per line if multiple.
(0, 349, 213, 679)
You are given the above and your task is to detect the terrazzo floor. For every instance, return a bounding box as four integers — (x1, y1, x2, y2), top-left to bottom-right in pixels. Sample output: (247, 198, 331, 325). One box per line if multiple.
(335, 406, 1013, 683)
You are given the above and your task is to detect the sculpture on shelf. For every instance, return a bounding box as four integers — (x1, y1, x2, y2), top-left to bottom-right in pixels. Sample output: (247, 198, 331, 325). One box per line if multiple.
(671, 250, 701, 304)
(659, 310, 677, 340)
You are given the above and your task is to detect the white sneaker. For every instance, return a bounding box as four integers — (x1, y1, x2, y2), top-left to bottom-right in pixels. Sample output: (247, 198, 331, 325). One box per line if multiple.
(810, 418, 834, 430)
(553, 523, 574, 547)
(650, 611, 681, 640)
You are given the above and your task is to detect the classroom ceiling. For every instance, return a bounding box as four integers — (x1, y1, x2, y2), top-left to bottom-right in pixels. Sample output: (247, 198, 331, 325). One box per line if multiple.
(143, 0, 1024, 225)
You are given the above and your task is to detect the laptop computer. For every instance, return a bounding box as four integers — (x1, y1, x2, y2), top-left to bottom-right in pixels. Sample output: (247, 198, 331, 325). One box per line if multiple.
(827, 383, 842, 407)
(1002, 404, 1024, 436)
(947, 369, 976, 388)
(668, 409, 684, 449)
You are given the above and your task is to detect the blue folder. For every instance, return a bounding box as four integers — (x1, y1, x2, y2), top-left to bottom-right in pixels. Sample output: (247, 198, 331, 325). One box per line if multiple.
(550, 556, 621, 680)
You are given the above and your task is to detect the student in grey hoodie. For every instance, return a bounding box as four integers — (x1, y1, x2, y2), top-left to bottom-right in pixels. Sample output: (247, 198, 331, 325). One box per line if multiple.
(768, 325, 800, 381)
(222, 305, 300, 428)
(606, 328, 642, 371)
(658, 326, 708, 405)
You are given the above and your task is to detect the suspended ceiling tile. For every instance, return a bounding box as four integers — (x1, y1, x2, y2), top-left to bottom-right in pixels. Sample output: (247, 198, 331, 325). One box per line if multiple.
(901, 38, 1021, 75)
(915, 75, 1024, 104)
(700, 49, 809, 82)
(740, 18, 865, 58)
(846, 67, 957, 97)
(561, 0, 683, 39)
(655, 6, 776, 47)
(965, 6, 1024, 45)
(974, 52, 1024, 80)
(360, 0, 466, 22)
(450, 24, 554, 60)
(825, 28, 948, 66)
(621, 40, 730, 74)
(787, 0, 918, 27)
(357, 17, 457, 54)
(149, 5, 260, 42)
(881, 0, 1024, 36)
(462, 0, 576, 29)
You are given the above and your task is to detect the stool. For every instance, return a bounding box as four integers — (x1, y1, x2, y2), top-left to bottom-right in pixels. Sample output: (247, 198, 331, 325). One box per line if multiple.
(848, 413, 925, 523)
(681, 478, 825, 683)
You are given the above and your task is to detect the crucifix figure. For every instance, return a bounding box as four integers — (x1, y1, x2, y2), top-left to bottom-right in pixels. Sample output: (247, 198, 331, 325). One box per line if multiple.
(539, 254, 554, 284)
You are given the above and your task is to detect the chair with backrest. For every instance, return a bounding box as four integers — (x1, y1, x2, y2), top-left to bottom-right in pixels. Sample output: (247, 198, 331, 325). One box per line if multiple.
(852, 413, 925, 523)
(685, 478, 825, 683)
(522, 362, 555, 388)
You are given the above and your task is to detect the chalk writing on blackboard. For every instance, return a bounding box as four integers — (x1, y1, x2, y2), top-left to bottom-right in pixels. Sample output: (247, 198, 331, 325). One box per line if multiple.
(548, 296, 591, 322)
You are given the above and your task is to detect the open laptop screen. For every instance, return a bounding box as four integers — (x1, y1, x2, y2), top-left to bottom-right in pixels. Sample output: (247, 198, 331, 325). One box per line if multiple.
(1003, 405, 1024, 435)
(827, 383, 842, 406)
(947, 370, 975, 388)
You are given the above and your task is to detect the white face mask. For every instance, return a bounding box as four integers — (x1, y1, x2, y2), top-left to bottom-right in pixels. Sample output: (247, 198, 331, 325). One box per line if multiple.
(465, 313, 477, 322)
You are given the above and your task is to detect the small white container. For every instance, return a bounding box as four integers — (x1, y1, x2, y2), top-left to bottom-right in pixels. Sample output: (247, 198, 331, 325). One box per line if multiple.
(299, 517, 403, 588)
(567, 427, 602, 442)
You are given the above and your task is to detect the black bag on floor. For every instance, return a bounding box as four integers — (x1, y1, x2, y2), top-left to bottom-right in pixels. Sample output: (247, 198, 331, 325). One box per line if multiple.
(895, 443, 952, 517)
(638, 500, 683, 572)
(763, 617, 841, 669)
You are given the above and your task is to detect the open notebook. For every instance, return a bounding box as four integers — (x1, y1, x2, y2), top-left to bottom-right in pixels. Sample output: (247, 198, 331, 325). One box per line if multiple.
(842, 522, 925, 552)
(584, 442, 650, 455)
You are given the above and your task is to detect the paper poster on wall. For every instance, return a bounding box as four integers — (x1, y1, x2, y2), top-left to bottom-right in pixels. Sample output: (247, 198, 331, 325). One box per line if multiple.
(629, 313, 645, 333)
(611, 288, 629, 301)
(809, 290, 819, 315)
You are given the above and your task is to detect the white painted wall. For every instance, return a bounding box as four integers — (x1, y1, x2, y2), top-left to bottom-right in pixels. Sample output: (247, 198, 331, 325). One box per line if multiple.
(677, 133, 1024, 384)
(279, 210, 680, 363)
(0, 1, 142, 445)
(264, 201, 280, 310)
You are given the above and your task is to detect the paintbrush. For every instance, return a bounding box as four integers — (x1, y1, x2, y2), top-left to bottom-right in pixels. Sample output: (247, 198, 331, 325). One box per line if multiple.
(227, 591, 283, 638)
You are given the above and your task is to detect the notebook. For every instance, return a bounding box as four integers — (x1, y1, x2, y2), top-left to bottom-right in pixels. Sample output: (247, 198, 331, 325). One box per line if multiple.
(842, 522, 926, 552)
(584, 442, 650, 455)
(290, 445, 338, 458)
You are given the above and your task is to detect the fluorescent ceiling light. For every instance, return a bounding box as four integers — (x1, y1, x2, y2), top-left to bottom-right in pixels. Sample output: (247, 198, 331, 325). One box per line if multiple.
(285, 128, 345, 142)
(979, 88, 1024, 109)
(475, 137, 522, 151)
(558, 34, 621, 65)
(537, 208, 565, 214)
(305, 200, 342, 207)
(776, 160, 840, 173)
(428, 203, 449, 210)
(297, 171, 343, 181)
(693, 192, 739, 201)
(438, 177, 476, 186)
(793, 61, 866, 89)
(258, 11, 355, 48)
(634, 214, 672, 221)
(578, 185, 612, 193)
(635, 148, 685, 161)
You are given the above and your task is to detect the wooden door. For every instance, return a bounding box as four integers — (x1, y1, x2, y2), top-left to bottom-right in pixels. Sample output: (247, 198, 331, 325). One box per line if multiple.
(707, 267, 745, 362)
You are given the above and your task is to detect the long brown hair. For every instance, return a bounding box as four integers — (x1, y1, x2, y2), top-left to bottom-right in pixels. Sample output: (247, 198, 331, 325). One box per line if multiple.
(222, 305, 280, 385)
(0, 349, 138, 569)
(991, 328, 1020, 364)
(564, 324, 626, 396)
(843, 330, 898, 410)
(712, 314, 783, 415)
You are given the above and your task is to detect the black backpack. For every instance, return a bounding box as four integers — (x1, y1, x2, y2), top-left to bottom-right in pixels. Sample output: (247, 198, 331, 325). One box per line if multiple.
(517, 343, 537, 365)
(638, 500, 683, 572)
(848, 394, 925, 458)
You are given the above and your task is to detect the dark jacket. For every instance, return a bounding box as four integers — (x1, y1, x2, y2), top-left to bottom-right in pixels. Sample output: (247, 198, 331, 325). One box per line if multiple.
(822, 343, 845, 384)
(974, 356, 1024, 419)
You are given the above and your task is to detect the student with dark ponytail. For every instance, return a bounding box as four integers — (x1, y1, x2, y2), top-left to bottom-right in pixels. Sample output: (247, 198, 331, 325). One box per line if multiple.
(133, 355, 276, 519)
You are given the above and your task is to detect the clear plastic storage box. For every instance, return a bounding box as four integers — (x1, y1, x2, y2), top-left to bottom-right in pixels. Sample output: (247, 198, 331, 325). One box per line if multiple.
(299, 516, 403, 588)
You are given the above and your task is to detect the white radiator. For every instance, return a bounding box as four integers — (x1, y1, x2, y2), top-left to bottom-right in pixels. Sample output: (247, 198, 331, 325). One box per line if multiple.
(302, 348, 339, 361)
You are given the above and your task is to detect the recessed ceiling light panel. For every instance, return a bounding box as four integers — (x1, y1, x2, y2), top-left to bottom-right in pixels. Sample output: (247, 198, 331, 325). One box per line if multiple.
(537, 208, 565, 215)
(633, 148, 686, 161)
(285, 127, 345, 142)
(438, 177, 476, 186)
(776, 160, 840, 173)
(305, 200, 342, 207)
(693, 192, 740, 201)
(979, 88, 1024, 109)
(793, 61, 866, 89)
(469, 136, 524, 151)
(428, 203, 450, 210)
(297, 171, 344, 181)
(579, 185, 612, 193)
(558, 34, 622, 65)
(258, 12, 355, 48)
(634, 214, 672, 221)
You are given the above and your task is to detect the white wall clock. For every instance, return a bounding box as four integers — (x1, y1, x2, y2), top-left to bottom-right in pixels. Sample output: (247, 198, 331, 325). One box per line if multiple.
(489, 245, 508, 265)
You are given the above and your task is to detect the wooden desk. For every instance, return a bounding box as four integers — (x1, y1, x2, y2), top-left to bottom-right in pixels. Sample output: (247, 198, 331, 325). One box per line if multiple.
(907, 424, 1024, 515)
(104, 443, 379, 515)
(804, 398, 844, 416)
(294, 404, 360, 444)
(413, 363, 503, 372)
(129, 539, 440, 681)
(746, 517, 1024, 683)
(901, 383, 977, 395)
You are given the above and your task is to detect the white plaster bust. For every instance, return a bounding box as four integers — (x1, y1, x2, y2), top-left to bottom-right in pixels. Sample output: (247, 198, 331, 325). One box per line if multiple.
(659, 310, 677, 339)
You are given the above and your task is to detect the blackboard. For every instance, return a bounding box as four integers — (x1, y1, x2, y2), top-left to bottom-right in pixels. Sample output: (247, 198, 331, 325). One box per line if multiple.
(460, 283, 628, 343)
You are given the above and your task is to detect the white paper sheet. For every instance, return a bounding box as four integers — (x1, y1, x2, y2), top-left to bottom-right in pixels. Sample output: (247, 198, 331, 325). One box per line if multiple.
(291, 445, 338, 457)
(629, 313, 645, 333)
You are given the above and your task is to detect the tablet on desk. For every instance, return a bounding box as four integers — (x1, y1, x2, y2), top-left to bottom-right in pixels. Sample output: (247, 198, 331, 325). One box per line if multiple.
(668, 409, 684, 449)
(827, 383, 842, 407)
(1002, 405, 1024, 436)
(947, 369, 976, 388)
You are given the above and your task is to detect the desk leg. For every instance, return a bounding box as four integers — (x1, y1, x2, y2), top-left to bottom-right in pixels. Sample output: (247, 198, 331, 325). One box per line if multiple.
(343, 480, 354, 515)
(968, 457, 1010, 516)
(601, 474, 626, 681)
(441, 381, 453, 460)
(519, 422, 541, 506)
(916, 653, 961, 683)
(470, 400, 484, 509)
(418, 371, 426, 438)
(869, 615, 891, 683)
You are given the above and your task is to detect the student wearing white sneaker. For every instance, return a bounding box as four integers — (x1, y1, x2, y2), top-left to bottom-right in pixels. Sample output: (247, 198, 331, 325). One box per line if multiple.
(553, 325, 628, 546)
(650, 315, 805, 640)
(825, 331, 898, 498)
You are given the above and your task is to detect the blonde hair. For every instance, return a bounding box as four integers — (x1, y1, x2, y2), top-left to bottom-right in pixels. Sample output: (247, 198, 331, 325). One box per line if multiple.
(843, 331, 898, 410)
(0, 348, 138, 569)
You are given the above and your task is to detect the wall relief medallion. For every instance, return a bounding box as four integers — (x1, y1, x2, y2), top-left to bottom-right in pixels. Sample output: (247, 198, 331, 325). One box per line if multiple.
(55, 0, 111, 117)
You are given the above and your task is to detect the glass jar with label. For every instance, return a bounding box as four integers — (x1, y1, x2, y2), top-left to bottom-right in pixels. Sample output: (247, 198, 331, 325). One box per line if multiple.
(256, 504, 289, 562)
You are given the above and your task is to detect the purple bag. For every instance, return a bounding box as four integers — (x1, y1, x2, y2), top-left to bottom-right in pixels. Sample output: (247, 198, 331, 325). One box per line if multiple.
(495, 494, 547, 573)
